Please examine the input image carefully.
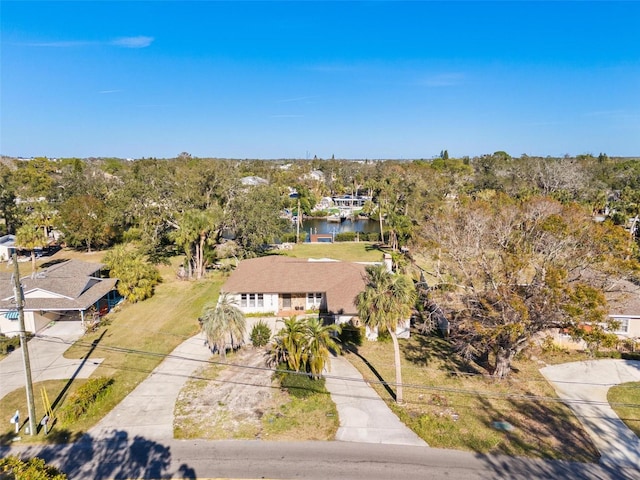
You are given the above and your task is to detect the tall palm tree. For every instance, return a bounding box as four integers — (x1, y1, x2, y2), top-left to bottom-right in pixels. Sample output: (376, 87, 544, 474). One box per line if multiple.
(356, 264, 416, 404)
(15, 220, 47, 276)
(201, 293, 246, 357)
(303, 317, 341, 379)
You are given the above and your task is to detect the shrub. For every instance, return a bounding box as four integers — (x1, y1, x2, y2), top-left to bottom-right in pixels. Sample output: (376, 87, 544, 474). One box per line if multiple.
(338, 323, 364, 347)
(0, 334, 28, 355)
(335, 232, 356, 242)
(59, 377, 114, 423)
(250, 320, 272, 347)
(362, 232, 380, 242)
(0, 455, 67, 480)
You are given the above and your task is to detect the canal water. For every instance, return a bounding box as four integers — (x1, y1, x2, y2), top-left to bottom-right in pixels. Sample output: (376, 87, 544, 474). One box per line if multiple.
(301, 218, 380, 236)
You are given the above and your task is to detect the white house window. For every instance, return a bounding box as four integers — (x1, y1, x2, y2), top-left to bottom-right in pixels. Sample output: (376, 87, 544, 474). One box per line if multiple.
(612, 317, 630, 334)
(241, 293, 263, 308)
(307, 292, 322, 307)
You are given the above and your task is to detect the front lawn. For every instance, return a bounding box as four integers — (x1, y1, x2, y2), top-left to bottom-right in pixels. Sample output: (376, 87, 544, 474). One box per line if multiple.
(0, 253, 223, 443)
(285, 242, 383, 262)
(608, 381, 640, 438)
(345, 333, 600, 462)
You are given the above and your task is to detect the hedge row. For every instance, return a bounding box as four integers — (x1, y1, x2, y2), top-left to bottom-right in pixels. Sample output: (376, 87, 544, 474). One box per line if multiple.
(60, 377, 114, 423)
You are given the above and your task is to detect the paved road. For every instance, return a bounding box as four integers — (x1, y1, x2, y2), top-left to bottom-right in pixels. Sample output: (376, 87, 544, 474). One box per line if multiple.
(0, 321, 102, 401)
(2, 438, 636, 479)
(540, 359, 640, 469)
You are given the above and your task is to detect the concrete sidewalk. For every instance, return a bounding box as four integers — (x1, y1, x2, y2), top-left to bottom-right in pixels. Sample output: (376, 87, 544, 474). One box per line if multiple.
(88, 333, 211, 441)
(325, 354, 428, 446)
(0, 322, 103, 401)
(540, 359, 640, 468)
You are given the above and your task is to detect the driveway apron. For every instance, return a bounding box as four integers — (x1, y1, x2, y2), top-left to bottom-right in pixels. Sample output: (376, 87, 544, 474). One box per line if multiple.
(88, 333, 211, 441)
(325, 354, 428, 446)
(540, 359, 640, 468)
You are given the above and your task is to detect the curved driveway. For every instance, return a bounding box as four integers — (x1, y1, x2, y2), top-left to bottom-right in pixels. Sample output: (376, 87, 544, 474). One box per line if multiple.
(540, 359, 640, 468)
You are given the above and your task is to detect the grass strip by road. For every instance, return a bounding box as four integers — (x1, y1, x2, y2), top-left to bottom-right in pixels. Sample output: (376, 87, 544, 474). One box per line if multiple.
(345, 334, 600, 462)
(608, 381, 640, 438)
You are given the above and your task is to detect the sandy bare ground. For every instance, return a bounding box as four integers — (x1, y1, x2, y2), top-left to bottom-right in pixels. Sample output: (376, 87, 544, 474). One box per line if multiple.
(174, 347, 281, 439)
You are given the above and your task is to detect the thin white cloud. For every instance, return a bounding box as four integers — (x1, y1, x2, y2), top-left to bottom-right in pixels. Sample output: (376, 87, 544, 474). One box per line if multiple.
(110, 36, 154, 48)
(15, 36, 154, 49)
(99, 89, 122, 94)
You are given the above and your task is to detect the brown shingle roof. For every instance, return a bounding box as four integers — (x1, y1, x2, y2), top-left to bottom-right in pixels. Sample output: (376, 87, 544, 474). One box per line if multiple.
(605, 278, 640, 317)
(221, 256, 368, 314)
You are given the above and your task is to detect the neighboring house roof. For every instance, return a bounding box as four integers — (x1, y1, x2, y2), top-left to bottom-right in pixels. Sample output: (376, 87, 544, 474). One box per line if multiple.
(0, 234, 16, 248)
(240, 176, 268, 186)
(0, 260, 117, 312)
(605, 278, 640, 317)
(221, 256, 368, 314)
(0, 235, 16, 258)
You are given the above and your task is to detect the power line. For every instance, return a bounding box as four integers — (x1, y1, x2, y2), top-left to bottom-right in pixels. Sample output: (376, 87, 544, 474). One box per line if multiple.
(31, 334, 640, 411)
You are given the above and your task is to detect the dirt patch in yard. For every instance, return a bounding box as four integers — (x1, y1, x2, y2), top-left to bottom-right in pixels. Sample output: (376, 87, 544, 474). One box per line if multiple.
(174, 347, 277, 439)
(174, 347, 339, 441)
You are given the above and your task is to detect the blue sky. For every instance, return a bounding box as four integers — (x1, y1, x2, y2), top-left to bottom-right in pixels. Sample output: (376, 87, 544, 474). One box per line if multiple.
(1, 1, 639, 159)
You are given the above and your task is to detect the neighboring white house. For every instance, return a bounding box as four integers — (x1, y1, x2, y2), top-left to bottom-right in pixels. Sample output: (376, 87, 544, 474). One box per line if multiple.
(605, 278, 640, 339)
(0, 260, 119, 337)
(0, 235, 16, 262)
(219, 255, 410, 341)
(552, 276, 640, 349)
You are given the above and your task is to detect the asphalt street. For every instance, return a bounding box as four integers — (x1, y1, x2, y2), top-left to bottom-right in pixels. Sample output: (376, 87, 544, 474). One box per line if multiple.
(2, 439, 637, 480)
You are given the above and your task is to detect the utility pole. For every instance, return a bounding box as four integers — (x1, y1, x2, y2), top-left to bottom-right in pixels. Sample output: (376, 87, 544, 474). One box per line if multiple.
(12, 252, 36, 436)
(296, 197, 301, 244)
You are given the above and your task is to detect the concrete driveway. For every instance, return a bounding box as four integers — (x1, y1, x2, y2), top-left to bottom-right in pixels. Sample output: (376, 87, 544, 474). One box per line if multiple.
(0, 321, 103, 401)
(540, 359, 640, 468)
(326, 354, 428, 446)
(88, 332, 427, 446)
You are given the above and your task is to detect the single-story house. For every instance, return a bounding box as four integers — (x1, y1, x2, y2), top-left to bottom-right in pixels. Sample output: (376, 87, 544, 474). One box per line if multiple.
(604, 277, 640, 339)
(0, 235, 16, 262)
(552, 276, 640, 349)
(219, 255, 409, 340)
(0, 260, 120, 337)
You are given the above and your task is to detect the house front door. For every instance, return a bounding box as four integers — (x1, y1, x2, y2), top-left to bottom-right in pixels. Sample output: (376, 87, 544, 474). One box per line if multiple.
(282, 294, 291, 309)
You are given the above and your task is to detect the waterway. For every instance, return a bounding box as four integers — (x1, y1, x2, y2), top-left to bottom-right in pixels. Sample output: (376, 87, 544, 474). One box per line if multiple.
(301, 218, 380, 236)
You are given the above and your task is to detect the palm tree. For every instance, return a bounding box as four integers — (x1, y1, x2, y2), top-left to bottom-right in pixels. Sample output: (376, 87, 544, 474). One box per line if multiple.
(356, 264, 416, 404)
(274, 316, 306, 372)
(201, 293, 246, 357)
(15, 220, 47, 276)
(303, 317, 341, 379)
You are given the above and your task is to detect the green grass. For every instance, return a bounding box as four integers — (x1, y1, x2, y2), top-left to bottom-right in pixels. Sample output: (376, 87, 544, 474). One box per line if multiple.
(284, 242, 383, 262)
(346, 334, 600, 462)
(261, 388, 338, 441)
(608, 381, 640, 438)
(0, 251, 223, 444)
